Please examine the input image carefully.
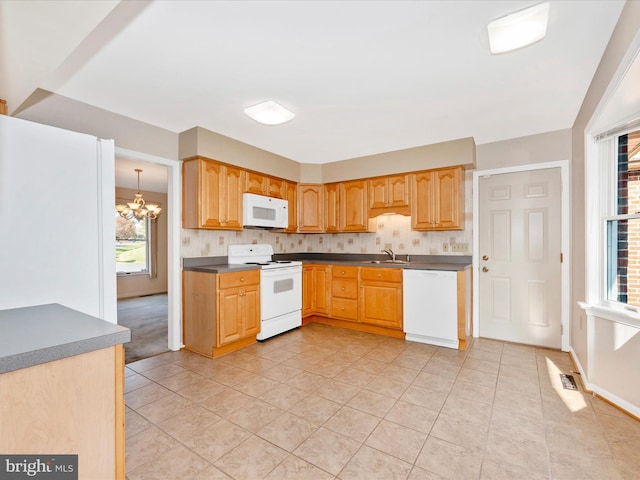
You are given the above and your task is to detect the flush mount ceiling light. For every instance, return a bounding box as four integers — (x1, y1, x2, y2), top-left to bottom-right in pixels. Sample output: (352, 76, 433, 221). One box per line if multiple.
(115, 169, 162, 221)
(488, 2, 550, 54)
(244, 100, 295, 126)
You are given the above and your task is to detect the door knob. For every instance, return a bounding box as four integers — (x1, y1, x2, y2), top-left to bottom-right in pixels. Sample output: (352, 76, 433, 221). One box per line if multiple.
(482, 255, 489, 261)
(482, 267, 489, 272)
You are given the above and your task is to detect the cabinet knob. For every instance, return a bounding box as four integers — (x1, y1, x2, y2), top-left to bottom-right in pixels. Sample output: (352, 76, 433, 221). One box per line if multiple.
(240, 278, 245, 282)
(482, 267, 489, 273)
(341, 271, 346, 275)
(341, 287, 346, 291)
(341, 307, 345, 311)
(377, 273, 382, 277)
(482, 255, 489, 261)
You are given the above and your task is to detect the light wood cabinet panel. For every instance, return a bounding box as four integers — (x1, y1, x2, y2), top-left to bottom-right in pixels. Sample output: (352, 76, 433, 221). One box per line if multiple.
(218, 286, 243, 345)
(302, 264, 330, 317)
(267, 177, 285, 198)
(284, 180, 298, 232)
(182, 157, 243, 230)
(368, 174, 410, 216)
(298, 184, 324, 233)
(245, 172, 286, 198)
(340, 180, 372, 232)
(331, 297, 358, 321)
(183, 270, 260, 357)
(359, 267, 403, 330)
(325, 183, 340, 233)
(411, 166, 463, 231)
(245, 171, 267, 195)
(0, 346, 124, 478)
(331, 267, 358, 320)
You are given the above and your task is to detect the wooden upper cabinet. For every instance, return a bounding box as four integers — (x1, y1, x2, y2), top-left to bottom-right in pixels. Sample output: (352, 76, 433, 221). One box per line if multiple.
(325, 183, 340, 233)
(284, 180, 298, 232)
(298, 184, 324, 233)
(368, 174, 410, 216)
(340, 180, 373, 232)
(411, 166, 463, 231)
(245, 171, 268, 195)
(182, 157, 243, 230)
(267, 177, 285, 198)
(245, 171, 285, 199)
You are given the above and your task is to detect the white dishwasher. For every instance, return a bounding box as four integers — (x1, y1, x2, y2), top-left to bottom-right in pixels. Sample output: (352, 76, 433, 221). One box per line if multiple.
(403, 269, 458, 349)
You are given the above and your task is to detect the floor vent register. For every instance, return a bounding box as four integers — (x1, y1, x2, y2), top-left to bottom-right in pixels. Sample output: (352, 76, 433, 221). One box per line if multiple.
(559, 373, 578, 391)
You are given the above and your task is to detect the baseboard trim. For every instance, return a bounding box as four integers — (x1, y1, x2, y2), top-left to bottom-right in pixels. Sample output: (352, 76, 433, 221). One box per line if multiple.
(569, 347, 640, 421)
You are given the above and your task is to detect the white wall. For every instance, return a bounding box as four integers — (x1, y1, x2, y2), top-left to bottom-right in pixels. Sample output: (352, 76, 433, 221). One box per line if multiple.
(0, 115, 115, 321)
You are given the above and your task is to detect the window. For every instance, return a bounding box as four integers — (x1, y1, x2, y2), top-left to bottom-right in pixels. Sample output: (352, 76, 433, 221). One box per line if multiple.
(606, 130, 640, 308)
(115, 213, 150, 275)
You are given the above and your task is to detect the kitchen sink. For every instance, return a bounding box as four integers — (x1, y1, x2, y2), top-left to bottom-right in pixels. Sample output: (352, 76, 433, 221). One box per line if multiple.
(361, 260, 408, 264)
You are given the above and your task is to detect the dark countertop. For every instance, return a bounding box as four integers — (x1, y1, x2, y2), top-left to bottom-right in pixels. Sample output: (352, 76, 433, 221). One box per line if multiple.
(183, 254, 472, 273)
(0, 304, 131, 374)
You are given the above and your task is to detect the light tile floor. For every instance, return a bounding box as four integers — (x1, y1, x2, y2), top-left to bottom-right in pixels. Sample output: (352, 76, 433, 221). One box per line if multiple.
(124, 324, 640, 479)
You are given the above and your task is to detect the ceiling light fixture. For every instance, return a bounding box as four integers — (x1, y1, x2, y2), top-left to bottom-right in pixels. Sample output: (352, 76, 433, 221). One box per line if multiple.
(244, 100, 295, 126)
(115, 169, 162, 221)
(487, 2, 550, 54)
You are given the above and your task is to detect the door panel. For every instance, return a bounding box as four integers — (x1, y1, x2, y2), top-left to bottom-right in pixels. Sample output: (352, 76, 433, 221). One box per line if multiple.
(479, 168, 561, 348)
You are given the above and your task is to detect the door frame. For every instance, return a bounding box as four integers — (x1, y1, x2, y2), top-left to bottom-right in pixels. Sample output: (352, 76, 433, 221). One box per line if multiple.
(472, 160, 570, 351)
(115, 147, 183, 351)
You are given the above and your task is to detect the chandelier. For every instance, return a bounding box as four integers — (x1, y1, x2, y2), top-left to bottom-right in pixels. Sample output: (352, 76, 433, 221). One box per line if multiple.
(115, 169, 162, 221)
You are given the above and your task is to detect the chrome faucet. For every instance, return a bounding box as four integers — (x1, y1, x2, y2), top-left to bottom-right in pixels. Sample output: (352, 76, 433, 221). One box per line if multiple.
(382, 248, 395, 261)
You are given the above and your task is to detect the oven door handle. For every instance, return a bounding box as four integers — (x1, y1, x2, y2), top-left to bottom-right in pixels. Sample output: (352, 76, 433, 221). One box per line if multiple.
(261, 266, 302, 276)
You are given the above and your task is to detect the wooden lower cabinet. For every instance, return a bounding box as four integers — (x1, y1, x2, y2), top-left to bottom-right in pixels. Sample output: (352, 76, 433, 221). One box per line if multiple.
(330, 265, 358, 321)
(359, 267, 403, 330)
(302, 265, 330, 317)
(305, 264, 404, 338)
(183, 270, 260, 358)
(0, 345, 125, 479)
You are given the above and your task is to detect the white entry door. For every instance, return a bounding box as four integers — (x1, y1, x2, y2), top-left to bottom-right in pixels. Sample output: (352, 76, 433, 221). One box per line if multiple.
(478, 168, 562, 348)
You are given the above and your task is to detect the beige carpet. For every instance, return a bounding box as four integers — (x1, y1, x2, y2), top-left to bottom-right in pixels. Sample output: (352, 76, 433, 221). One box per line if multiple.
(117, 293, 169, 364)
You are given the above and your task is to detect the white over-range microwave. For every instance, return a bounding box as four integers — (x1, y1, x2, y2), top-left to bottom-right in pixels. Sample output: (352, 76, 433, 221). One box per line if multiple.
(243, 193, 288, 229)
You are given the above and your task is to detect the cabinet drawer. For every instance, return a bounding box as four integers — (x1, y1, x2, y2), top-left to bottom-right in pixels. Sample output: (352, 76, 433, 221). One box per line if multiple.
(360, 267, 402, 282)
(218, 270, 260, 289)
(332, 265, 358, 278)
(331, 298, 358, 320)
(332, 278, 358, 299)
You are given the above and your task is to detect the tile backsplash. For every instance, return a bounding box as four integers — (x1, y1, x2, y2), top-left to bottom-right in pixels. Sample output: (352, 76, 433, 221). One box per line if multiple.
(181, 173, 473, 258)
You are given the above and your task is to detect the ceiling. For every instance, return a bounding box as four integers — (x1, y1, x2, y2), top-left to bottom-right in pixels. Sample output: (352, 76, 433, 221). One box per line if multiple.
(0, 0, 627, 169)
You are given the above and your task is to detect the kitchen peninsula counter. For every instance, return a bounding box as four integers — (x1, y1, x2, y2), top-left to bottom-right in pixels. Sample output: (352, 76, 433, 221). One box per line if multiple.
(0, 303, 130, 373)
(0, 304, 130, 478)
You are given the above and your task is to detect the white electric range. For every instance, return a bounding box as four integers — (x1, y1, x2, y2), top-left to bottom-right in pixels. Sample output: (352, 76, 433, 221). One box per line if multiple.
(227, 244, 302, 340)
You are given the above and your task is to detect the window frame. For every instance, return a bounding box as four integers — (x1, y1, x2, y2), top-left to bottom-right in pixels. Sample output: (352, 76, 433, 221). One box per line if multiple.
(115, 213, 151, 277)
(586, 130, 640, 327)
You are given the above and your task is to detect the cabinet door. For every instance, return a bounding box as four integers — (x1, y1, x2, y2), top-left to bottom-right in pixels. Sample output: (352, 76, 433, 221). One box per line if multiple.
(325, 183, 339, 232)
(359, 281, 403, 330)
(314, 266, 330, 314)
(267, 177, 285, 198)
(242, 285, 261, 336)
(218, 286, 243, 345)
(387, 174, 410, 209)
(340, 180, 370, 232)
(284, 181, 298, 232)
(410, 171, 436, 230)
(245, 171, 267, 195)
(298, 184, 324, 232)
(434, 167, 462, 229)
(302, 266, 314, 317)
(222, 166, 244, 229)
(368, 177, 388, 210)
(201, 160, 225, 228)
